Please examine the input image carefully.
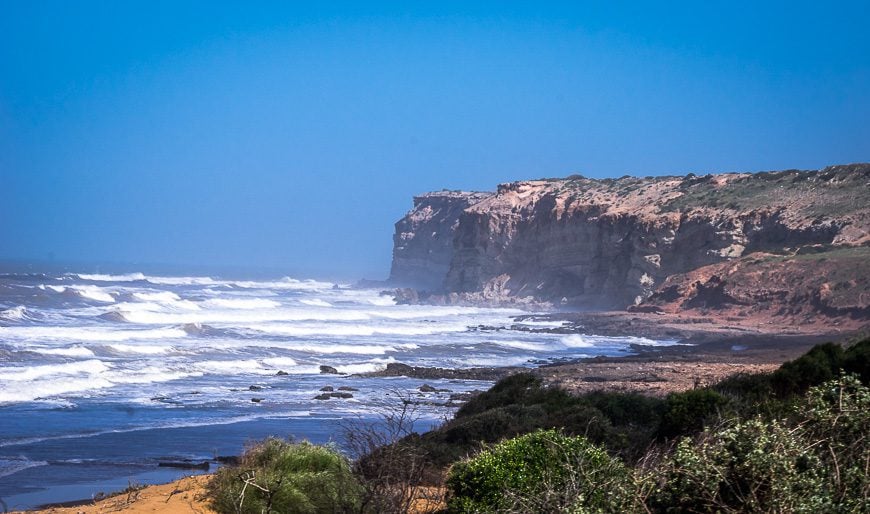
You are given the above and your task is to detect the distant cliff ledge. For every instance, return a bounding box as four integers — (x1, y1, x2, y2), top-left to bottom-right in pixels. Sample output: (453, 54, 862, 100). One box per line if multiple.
(389, 164, 870, 321)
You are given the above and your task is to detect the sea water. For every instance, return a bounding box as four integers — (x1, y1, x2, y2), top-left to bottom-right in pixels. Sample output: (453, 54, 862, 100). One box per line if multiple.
(0, 271, 672, 509)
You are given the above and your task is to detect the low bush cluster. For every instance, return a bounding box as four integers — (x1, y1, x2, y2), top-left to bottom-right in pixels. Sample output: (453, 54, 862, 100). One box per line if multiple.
(207, 438, 362, 514)
(205, 337, 869, 513)
(446, 429, 638, 513)
(446, 375, 870, 513)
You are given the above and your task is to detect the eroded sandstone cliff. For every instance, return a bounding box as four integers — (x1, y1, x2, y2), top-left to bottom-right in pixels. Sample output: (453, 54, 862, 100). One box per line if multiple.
(391, 164, 870, 318)
(389, 190, 492, 290)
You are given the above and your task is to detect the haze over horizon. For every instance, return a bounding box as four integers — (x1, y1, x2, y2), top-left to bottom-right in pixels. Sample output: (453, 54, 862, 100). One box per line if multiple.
(3, 2, 868, 279)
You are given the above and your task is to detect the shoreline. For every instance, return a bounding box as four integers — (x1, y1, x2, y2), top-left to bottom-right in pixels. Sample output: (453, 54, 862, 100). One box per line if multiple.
(9, 475, 214, 514)
(11, 315, 867, 513)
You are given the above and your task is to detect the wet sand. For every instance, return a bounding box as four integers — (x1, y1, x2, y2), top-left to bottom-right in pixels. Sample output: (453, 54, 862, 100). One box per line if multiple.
(534, 311, 866, 396)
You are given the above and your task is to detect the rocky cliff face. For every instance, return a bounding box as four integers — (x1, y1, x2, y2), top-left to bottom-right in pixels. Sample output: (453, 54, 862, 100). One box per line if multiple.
(392, 164, 870, 315)
(389, 191, 492, 290)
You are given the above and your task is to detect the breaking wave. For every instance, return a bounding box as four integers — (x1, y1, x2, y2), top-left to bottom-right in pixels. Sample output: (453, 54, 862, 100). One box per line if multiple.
(75, 272, 147, 282)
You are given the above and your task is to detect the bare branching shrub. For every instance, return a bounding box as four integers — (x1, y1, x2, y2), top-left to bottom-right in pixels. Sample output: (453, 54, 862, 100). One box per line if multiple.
(651, 418, 827, 513)
(342, 389, 443, 514)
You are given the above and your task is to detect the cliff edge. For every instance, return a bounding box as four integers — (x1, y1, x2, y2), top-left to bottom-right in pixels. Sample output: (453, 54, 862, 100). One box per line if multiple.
(390, 164, 870, 325)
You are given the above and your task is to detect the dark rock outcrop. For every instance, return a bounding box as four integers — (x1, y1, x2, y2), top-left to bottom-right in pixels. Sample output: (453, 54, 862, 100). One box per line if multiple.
(358, 362, 522, 381)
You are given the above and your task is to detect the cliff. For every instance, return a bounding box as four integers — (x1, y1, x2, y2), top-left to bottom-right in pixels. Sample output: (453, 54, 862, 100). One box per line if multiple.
(391, 164, 870, 319)
(389, 190, 492, 289)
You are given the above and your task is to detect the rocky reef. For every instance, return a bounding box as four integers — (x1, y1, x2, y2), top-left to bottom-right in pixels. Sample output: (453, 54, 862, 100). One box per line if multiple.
(390, 164, 870, 322)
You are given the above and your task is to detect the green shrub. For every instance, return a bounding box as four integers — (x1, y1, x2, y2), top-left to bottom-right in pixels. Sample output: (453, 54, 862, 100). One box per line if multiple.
(652, 419, 827, 513)
(802, 374, 870, 512)
(713, 337, 869, 417)
(657, 388, 729, 439)
(415, 373, 666, 468)
(207, 438, 362, 514)
(773, 342, 845, 396)
(446, 429, 639, 513)
(584, 390, 663, 428)
(842, 336, 870, 383)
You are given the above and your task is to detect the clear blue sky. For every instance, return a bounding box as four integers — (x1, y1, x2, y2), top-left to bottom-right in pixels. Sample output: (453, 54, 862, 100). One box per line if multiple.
(2, 1, 868, 279)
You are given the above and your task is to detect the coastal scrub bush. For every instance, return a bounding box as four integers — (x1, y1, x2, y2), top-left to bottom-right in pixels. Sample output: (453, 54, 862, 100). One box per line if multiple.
(801, 374, 870, 511)
(713, 336, 870, 416)
(842, 336, 870, 383)
(772, 342, 845, 396)
(345, 394, 440, 513)
(657, 388, 729, 439)
(651, 418, 827, 513)
(415, 373, 666, 468)
(446, 428, 639, 513)
(207, 438, 362, 514)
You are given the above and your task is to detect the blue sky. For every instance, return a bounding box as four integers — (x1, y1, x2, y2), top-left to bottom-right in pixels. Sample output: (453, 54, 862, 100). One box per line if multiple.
(2, 1, 868, 278)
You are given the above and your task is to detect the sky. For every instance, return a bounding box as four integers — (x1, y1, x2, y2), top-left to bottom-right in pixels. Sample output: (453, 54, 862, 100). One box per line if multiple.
(2, 1, 869, 279)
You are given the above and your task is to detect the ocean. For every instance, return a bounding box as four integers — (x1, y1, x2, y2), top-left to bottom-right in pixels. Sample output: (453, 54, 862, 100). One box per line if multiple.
(0, 271, 672, 509)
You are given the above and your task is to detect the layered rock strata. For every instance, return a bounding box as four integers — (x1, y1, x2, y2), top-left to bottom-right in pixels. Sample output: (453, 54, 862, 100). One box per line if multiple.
(391, 164, 870, 317)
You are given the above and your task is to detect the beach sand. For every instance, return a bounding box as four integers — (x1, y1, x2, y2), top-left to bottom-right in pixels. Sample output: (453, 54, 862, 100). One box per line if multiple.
(9, 475, 214, 514)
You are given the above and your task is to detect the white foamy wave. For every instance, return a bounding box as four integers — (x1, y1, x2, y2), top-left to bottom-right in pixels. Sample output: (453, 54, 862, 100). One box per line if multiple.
(299, 298, 332, 307)
(116, 297, 201, 312)
(617, 335, 678, 346)
(0, 305, 38, 323)
(461, 355, 536, 368)
(75, 272, 147, 282)
(145, 275, 219, 286)
(0, 359, 109, 382)
(1, 305, 26, 319)
(493, 340, 552, 352)
(513, 320, 569, 329)
(337, 357, 396, 374)
(231, 277, 335, 291)
(0, 457, 48, 479)
(0, 326, 187, 342)
(260, 356, 299, 367)
(278, 342, 418, 355)
(31, 345, 96, 358)
(130, 292, 201, 310)
(72, 285, 116, 303)
(248, 322, 468, 337)
(133, 291, 181, 302)
(195, 359, 271, 375)
(45, 284, 116, 303)
(561, 334, 595, 348)
(115, 306, 371, 325)
(0, 374, 114, 403)
(106, 343, 175, 355)
(204, 298, 281, 309)
(103, 367, 196, 384)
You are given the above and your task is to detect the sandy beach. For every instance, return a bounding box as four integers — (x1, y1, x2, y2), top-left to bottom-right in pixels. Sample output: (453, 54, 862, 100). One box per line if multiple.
(8, 475, 213, 514)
